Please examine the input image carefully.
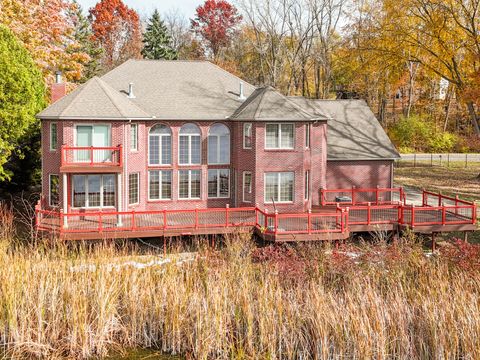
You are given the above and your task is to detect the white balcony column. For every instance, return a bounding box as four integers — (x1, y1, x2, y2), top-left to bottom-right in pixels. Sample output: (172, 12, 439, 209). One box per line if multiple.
(117, 172, 123, 226)
(62, 173, 68, 228)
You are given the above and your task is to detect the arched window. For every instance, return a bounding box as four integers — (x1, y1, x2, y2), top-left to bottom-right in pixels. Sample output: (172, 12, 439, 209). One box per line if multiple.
(208, 123, 230, 164)
(149, 124, 172, 165)
(179, 123, 201, 165)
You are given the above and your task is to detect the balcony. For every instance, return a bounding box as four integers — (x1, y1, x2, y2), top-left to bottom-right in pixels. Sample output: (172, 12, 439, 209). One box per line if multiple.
(60, 145, 123, 173)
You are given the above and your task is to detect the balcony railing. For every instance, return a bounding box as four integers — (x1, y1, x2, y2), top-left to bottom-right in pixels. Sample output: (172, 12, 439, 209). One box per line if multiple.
(61, 145, 123, 167)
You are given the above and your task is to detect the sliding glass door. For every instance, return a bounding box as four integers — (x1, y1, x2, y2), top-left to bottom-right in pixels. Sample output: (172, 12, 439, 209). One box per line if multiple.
(75, 125, 111, 162)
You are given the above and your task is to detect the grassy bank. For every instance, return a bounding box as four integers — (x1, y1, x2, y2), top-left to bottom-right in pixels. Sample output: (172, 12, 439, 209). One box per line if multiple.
(394, 164, 480, 201)
(1, 206, 480, 359)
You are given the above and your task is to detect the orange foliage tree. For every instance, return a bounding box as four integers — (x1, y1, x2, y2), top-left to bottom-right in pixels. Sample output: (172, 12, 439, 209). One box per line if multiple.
(89, 0, 142, 71)
(0, 0, 90, 84)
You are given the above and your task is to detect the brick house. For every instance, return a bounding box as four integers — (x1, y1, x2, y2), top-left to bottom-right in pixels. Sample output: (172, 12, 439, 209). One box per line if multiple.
(38, 60, 400, 221)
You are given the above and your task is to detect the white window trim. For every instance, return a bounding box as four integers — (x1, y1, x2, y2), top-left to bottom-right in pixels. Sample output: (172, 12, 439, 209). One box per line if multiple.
(49, 122, 57, 151)
(148, 125, 172, 166)
(265, 123, 295, 150)
(264, 172, 295, 204)
(208, 169, 230, 199)
(243, 123, 252, 149)
(147, 170, 172, 201)
(208, 134, 230, 165)
(178, 133, 201, 166)
(242, 171, 252, 203)
(71, 174, 116, 209)
(49, 174, 59, 207)
(178, 169, 201, 200)
(128, 172, 140, 205)
(130, 123, 138, 152)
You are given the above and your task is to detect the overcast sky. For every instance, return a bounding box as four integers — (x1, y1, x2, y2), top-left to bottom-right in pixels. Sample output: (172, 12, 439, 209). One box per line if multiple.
(76, 0, 202, 19)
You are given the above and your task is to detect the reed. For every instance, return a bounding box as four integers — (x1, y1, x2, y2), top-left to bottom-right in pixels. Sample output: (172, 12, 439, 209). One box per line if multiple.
(0, 205, 479, 359)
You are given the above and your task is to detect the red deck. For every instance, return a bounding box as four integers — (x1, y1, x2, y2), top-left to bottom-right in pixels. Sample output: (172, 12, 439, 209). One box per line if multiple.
(36, 189, 477, 242)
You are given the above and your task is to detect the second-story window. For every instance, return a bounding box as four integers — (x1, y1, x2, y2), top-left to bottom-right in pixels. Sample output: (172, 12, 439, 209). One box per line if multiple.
(243, 123, 252, 149)
(130, 123, 138, 151)
(179, 123, 201, 165)
(50, 123, 57, 151)
(265, 123, 294, 149)
(305, 124, 310, 148)
(149, 124, 171, 165)
(208, 123, 230, 164)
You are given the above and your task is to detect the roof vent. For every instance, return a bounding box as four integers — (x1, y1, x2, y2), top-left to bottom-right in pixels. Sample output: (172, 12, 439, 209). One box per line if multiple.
(239, 82, 246, 101)
(128, 82, 135, 99)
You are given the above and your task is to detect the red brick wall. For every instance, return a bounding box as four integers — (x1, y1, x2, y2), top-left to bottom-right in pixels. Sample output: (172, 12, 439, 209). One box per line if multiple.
(41, 119, 328, 213)
(325, 160, 394, 190)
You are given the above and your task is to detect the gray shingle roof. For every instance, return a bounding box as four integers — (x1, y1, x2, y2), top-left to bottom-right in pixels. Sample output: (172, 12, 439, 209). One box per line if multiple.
(100, 60, 256, 120)
(37, 76, 152, 120)
(229, 86, 328, 121)
(289, 98, 400, 160)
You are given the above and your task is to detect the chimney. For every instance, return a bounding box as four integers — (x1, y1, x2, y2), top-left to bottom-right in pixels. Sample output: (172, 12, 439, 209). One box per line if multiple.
(50, 71, 66, 103)
(128, 82, 135, 98)
(239, 82, 246, 101)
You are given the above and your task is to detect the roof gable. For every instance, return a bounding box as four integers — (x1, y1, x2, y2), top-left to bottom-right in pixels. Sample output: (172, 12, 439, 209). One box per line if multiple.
(230, 86, 326, 121)
(37, 76, 152, 120)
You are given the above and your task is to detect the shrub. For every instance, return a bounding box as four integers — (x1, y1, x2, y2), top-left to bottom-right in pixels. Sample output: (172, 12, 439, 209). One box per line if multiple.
(389, 114, 458, 153)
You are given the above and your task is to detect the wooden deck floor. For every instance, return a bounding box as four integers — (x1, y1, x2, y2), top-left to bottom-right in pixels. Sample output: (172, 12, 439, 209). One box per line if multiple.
(37, 206, 476, 242)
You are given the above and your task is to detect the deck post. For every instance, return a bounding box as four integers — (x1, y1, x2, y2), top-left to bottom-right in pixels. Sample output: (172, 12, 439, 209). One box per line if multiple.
(116, 173, 122, 226)
(195, 206, 199, 229)
(131, 209, 136, 231)
(442, 206, 446, 225)
(62, 173, 68, 228)
(464, 231, 469, 243)
(264, 209, 268, 230)
(225, 204, 229, 227)
(320, 187, 324, 206)
(376, 186, 379, 205)
(307, 209, 312, 234)
(274, 210, 278, 235)
(352, 186, 356, 205)
(255, 203, 259, 226)
(431, 233, 436, 252)
(163, 207, 167, 229)
(99, 213, 103, 232)
(367, 202, 371, 225)
(422, 189, 426, 206)
(411, 205, 415, 228)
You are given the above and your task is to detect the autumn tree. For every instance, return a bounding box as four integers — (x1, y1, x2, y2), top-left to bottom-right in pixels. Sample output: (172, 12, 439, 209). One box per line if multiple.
(191, 0, 242, 60)
(0, 0, 90, 84)
(89, 0, 142, 70)
(142, 9, 177, 60)
(67, 1, 103, 81)
(0, 25, 46, 181)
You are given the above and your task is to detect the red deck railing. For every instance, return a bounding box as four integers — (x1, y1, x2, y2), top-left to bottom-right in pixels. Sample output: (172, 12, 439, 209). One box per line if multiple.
(320, 187, 405, 206)
(61, 145, 123, 167)
(35, 189, 476, 238)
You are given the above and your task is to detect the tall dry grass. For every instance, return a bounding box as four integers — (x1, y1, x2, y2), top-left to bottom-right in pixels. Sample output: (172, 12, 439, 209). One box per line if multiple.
(0, 205, 479, 359)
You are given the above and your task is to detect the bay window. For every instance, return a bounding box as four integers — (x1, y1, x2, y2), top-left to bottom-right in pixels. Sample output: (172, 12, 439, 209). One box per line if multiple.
(148, 170, 172, 200)
(208, 169, 230, 198)
(208, 123, 230, 164)
(149, 124, 172, 165)
(72, 174, 115, 208)
(179, 123, 201, 165)
(265, 123, 294, 149)
(264, 172, 294, 203)
(179, 170, 201, 199)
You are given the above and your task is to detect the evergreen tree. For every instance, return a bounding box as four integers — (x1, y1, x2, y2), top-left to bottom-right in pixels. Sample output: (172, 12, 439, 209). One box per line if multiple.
(68, 1, 103, 81)
(142, 9, 177, 60)
(0, 25, 46, 182)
